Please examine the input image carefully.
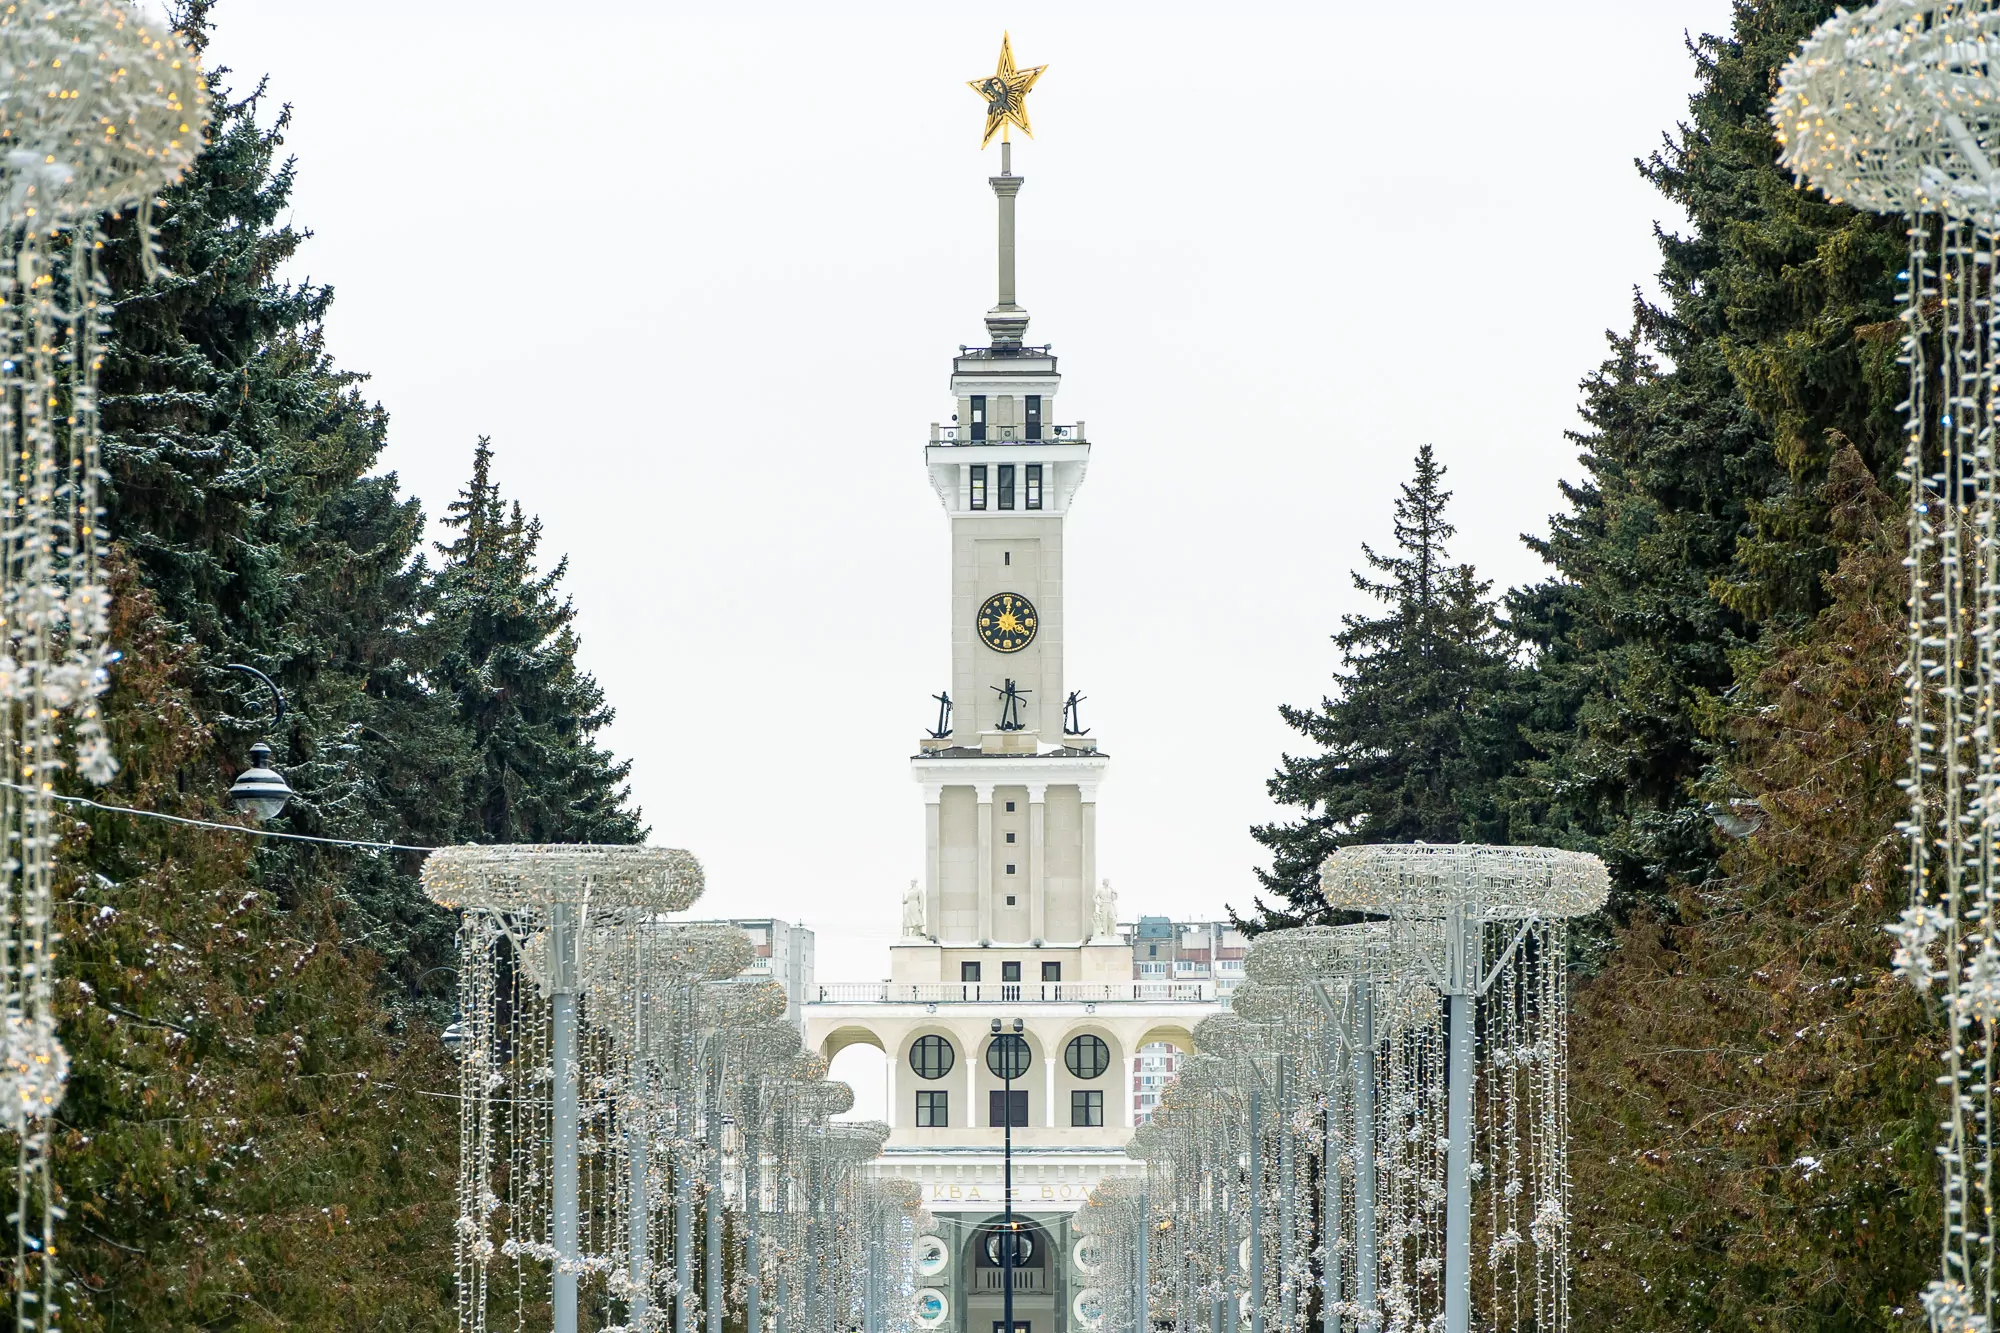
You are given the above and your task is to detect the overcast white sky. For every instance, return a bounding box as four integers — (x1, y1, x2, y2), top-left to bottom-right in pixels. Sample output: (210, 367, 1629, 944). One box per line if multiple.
(204, 2, 1738, 994)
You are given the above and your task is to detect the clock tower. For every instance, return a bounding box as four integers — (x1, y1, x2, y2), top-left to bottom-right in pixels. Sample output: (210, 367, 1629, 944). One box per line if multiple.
(897, 128, 1121, 969)
(803, 43, 1222, 1333)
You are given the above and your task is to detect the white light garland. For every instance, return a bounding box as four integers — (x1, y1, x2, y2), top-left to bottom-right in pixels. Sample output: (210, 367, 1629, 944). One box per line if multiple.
(0, 5, 205, 1327)
(1774, 6, 2000, 1328)
(1114, 848, 1598, 1333)
(422, 843, 705, 913)
(1320, 843, 1609, 921)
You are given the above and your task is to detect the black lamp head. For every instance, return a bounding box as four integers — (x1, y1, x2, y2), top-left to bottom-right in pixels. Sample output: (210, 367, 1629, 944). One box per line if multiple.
(229, 741, 294, 822)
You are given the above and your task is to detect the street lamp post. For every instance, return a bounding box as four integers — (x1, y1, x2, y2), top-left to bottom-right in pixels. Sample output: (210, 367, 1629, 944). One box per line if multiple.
(989, 1018, 1028, 1333)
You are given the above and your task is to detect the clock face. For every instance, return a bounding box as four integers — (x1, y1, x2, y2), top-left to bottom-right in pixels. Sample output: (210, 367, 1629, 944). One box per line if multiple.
(977, 592, 1038, 653)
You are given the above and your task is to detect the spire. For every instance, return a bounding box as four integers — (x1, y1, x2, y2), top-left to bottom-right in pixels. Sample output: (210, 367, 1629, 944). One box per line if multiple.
(987, 140, 1029, 349)
(966, 34, 1045, 351)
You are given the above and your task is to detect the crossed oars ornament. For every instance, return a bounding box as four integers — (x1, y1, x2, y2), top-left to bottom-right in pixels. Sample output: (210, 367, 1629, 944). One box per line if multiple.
(969, 32, 1045, 148)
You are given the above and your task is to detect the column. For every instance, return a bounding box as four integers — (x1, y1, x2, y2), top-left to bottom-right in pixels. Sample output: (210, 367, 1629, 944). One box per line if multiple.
(1044, 1055, 1057, 1127)
(1124, 1052, 1137, 1127)
(966, 1028, 979, 1129)
(1079, 783, 1098, 941)
(884, 1046, 897, 1130)
(975, 784, 996, 944)
(923, 784, 943, 938)
(1026, 782, 1047, 944)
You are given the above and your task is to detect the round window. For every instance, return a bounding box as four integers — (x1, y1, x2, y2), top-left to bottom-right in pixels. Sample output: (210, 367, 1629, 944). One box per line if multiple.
(910, 1034, 956, 1081)
(986, 1032, 1031, 1080)
(1065, 1034, 1110, 1080)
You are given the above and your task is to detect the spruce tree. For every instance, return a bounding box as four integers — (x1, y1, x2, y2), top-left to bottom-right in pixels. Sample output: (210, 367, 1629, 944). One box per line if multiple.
(1503, 0, 1905, 919)
(93, 1, 478, 995)
(1247, 445, 1515, 926)
(434, 439, 644, 845)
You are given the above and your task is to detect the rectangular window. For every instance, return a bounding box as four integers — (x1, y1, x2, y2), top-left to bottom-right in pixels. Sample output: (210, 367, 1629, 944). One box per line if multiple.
(1042, 961, 1061, 983)
(1005, 831, 1016, 843)
(1005, 894, 1016, 905)
(961, 961, 982, 983)
(1025, 463, 1042, 510)
(1026, 395, 1042, 440)
(1071, 1090, 1104, 1127)
(989, 1089, 1029, 1127)
(969, 465, 987, 510)
(917, 1090, 949, 1127)
(1005, 801, 1016, 813)
(970, 395, 987, 442)
(1005, 863, 1016, 875)
(997, 464, 1015, 510)
(1002, 962, 1022, 982)
(1148, 945, 1159, 958)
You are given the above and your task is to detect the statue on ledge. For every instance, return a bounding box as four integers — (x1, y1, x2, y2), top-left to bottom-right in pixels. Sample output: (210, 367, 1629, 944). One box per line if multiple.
(1091, 879, 1118, 941)
(902, 879, 927, 938)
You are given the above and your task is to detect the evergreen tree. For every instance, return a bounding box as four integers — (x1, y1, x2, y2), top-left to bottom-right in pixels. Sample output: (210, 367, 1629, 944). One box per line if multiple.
(1566, 447, 1938, 1330)
(26, 7, 630, 1322)
(434, 438, 644, 845)
(1247, 446, 1515, 926)
(94, 1, 477, 996)
(1503, 0, 1905, 919)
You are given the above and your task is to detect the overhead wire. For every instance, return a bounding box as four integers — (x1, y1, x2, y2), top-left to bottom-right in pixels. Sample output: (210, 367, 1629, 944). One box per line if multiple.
(0, 779, 436, 853)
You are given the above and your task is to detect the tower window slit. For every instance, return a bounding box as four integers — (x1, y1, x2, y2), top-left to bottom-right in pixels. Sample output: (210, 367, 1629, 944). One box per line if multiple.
(1026, 463, 1042, 510)
(970, 465, 987, 510)
(970, 395, 987, 442)
(997, 464, 1015, 510)
(1026, 395, 1042, 440)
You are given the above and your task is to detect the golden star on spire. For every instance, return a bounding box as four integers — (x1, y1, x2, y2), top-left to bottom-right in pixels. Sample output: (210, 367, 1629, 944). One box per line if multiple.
(968, 33, 1046, 149)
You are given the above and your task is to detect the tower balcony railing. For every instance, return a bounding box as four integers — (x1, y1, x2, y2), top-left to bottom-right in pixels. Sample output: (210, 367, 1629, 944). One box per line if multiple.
(974, 1268, 1047, 1293)
(928, 422, 1086, 445)
(809, 980, 1215, 1005)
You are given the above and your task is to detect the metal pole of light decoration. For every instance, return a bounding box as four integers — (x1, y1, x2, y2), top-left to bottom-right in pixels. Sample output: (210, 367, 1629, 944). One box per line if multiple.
(549, 901, 581, 1333)
(627, 984, 650, 1329)
(677, 988, 696, 1333)
(745, 1077, 763, 1333)
(1321, 1097, 1340, 1333)
(1144, 1184, 1160, 1328)
(1248, 1081, 1264, 1333)
(1353, 981, 1377, 1333)
(1443, 910, 1479, 1333)
(707, 1044, 725, 1333)
(1278, 1059, 1295, 1333)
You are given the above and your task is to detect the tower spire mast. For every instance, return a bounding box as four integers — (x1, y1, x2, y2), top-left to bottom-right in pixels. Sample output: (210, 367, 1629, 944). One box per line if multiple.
(968, 33, 1045, 350)
(988, 140, 1027, 348)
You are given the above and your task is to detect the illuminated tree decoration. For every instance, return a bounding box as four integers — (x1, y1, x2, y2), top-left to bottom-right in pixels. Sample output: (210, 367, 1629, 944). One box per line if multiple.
(0, 3, 205, 1326)
(1774, 5, 2000, 1327)
(1103, 846, 1604, 1333)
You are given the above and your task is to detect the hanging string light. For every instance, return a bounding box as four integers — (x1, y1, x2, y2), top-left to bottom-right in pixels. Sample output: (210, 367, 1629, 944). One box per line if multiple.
(1106, 847, 1601, 1333)
(0, 5, 205, 1324)
(424, 845, 705, 1333)
(1771, 6, 2000, 1327)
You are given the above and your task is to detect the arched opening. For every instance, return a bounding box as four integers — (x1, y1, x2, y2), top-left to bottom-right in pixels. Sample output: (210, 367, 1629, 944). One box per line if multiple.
(1132, 1024, 1195, 1127)
(965, 1215, 1057, 1296)
(822, 1027, 887, 1122)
